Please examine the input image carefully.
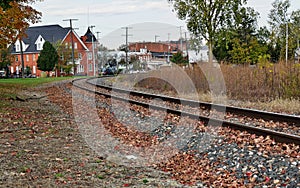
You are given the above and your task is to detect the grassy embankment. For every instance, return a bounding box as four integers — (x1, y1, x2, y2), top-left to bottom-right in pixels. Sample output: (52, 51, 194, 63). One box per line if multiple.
(132, 62, 300, 114)
(0, 77, 74, 109)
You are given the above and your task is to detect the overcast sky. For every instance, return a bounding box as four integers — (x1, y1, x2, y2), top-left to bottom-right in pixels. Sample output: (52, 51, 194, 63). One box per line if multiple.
(31, 0, 300, 49)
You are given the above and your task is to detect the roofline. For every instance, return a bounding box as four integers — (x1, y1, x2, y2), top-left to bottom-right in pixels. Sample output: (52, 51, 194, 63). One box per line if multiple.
(11, 51, 40, 55)
(62, 30, 89, 51)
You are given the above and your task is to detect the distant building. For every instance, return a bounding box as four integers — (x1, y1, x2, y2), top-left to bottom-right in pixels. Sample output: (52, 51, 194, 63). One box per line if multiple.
(188, 46, 209, 63)
(10, 24, 98, 77)
(128, 42, 178, 60)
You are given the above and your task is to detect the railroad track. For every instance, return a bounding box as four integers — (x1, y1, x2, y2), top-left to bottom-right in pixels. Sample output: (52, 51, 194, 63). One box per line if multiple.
(72, 77, 300, 145)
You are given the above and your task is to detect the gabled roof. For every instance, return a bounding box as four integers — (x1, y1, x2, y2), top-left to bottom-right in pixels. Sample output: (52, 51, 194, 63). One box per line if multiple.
(11, 24, 70, 53)
(63, 30, 89, 51)
(82, 27, 97, 43)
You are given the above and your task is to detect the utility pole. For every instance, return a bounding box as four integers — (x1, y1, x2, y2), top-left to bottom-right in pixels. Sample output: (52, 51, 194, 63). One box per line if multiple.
(63, 19, 78, 75)
(178, 26, 183, 52)
(19, 38, 25, 78)
(96, 32, 101, 44)
(286, 20, 289, 66)
(89, 25, 96, 77)
(121, 27, 132, 71)
(297, 39, 299, 63)
(167, 33, 170, 63)
(96, 31, 101, 70)
(185, 32, 189, 64)
(155, 35, 160, 43)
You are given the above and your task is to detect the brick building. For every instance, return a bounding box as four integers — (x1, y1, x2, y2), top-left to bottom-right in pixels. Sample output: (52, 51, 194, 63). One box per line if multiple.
(128, 42, 177, 59)
(10, 24, 98, 77)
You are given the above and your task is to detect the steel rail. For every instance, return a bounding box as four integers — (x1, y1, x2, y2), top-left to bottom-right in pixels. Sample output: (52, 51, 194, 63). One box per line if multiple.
(73, 79, 300, 145)
(87, 78, 300, 126)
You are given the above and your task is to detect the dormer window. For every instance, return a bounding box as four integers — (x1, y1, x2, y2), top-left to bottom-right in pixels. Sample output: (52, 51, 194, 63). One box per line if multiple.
(35, 35, 45, 51)
(16, 44, 20, 52)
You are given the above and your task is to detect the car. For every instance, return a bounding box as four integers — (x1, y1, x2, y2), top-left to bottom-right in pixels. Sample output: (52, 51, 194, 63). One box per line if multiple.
(103, 67, 114, 75)
(101, 66, 118, 75)
(0, 70, 6, 78)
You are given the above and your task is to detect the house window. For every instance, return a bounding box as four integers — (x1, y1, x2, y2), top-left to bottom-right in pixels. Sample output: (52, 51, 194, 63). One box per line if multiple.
(26, 55, 29, 61)
(16, 44, 20, 52)
(89, 64, 93, 72)
(79, 53, 82, 60)
(77, 65, 84, 73)
(33, 66, 36, 74)
(11, 67, 14, 73)
(74, 42, 78, 49)
(88, 52, 92, 60)
(33, 54, 36, 61)
(65, 43, 68, 49)
(37, 43, 42, 50)
(15, 56, 19, 62)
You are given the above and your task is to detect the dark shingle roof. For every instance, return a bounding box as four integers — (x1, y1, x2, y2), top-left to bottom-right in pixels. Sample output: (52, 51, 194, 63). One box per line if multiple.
(11, 24, 70, 53)
(83, 27, 97, 43)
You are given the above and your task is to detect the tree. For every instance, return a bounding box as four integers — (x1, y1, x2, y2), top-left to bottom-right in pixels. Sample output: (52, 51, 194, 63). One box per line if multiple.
(0, 47, 11, 69)
(169, 0, 247, 63)
(171, 51, 188, 65)
(37, 41, 58, 74)
(55, 41, 78, 76)
(25, 65, 31, 76)
(0, 47, 11, 77)
(98, 44, 109, 69)
(268, 0, 300, 62)
(0, 0, 41, 48)
(212, 6, 268, 64)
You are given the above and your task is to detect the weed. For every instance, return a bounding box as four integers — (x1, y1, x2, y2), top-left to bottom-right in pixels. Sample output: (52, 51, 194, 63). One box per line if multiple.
(54, 173, 64, 178)
(142, 179, 149, 184)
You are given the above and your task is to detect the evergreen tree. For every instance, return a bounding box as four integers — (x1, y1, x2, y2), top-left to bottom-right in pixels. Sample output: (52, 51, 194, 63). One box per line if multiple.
(171, 52, 188, 65)
(37, 41, 58, 73)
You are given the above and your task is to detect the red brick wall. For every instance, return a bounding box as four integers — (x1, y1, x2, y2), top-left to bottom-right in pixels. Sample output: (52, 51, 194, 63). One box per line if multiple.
(129, 42, 177, 53)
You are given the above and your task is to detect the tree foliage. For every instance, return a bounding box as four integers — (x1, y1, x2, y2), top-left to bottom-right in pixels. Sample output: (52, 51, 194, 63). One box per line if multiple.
(0, 0, 41, 48)
(0, 47, 12, 70)
(171, 51, 188, 65)
(54, 41, 78, 74)
(37, 41, 58, 73)
(169, 0, 247, 63)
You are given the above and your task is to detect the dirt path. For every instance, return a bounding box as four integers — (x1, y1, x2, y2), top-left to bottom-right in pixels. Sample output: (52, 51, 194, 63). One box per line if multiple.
(0, 81, 186, 188)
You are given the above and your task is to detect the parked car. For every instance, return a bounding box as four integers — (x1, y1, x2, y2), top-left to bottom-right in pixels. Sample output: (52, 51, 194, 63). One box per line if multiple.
(101, 66, 118, 75)
(0, 70, 6, 78)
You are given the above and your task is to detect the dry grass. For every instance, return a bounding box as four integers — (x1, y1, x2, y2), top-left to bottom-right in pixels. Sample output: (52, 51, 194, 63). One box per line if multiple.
(115, 62, 300, 114)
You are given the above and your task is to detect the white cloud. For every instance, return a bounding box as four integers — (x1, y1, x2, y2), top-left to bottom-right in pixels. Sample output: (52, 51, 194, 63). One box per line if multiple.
(34, 0, 172, 17)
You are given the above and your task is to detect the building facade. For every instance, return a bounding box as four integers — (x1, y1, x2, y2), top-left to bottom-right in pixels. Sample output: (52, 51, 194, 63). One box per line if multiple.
(10, 24, 98, 77)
